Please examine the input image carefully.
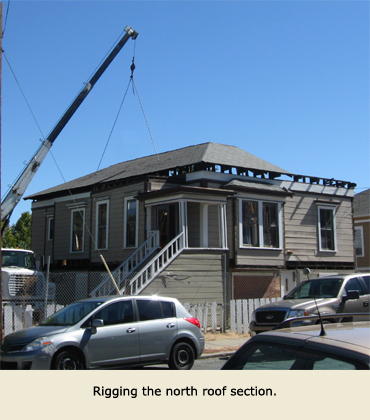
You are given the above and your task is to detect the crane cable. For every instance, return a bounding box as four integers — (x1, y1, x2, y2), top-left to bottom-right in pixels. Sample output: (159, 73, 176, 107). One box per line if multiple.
(96, 47, 159, 171)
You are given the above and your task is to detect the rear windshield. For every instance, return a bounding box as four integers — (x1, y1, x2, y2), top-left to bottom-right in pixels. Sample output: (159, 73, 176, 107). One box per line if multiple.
(285, 278, 343, 299)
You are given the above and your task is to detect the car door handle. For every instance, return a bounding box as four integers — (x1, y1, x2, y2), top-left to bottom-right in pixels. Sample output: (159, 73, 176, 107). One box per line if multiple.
(166, 323, 176, 329)
(364, 301, 369, 307)
(126, 328, 136, 333)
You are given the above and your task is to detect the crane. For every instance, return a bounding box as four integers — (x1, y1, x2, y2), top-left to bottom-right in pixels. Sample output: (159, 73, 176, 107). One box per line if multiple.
(1, 26, 138, 231)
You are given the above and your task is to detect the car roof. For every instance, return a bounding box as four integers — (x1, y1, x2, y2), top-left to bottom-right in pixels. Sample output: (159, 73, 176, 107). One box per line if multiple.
(78, 295, 178, 304)
(259, 321, 370, 354)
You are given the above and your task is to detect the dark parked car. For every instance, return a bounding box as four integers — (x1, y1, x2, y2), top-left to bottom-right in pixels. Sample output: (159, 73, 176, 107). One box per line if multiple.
(222, 315, 370, 370)
(0, 295, 204, 370)
(249, 273, 370, 335)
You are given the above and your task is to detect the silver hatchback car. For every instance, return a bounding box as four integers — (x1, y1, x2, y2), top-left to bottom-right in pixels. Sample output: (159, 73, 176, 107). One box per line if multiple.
(0, 295, 205, 370)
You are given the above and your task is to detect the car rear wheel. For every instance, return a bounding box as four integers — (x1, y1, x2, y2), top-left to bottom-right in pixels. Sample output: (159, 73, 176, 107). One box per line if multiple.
(52, 350, 83, 370)
(168, 342, 195, 370)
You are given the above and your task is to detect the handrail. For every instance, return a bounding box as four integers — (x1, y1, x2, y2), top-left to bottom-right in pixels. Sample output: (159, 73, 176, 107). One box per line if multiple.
(90, 230, 159, 297)
(127, 231, 185, 295)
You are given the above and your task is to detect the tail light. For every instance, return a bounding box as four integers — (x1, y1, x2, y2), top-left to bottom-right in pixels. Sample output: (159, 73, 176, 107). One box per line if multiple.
(184, 317, 201, 328)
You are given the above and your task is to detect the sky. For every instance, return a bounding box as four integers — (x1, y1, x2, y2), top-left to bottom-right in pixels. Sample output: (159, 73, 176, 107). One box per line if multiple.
(1, 0, 369, 225)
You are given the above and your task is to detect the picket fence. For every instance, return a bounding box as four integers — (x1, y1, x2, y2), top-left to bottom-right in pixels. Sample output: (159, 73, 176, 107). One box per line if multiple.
(3, 297, 282, 335)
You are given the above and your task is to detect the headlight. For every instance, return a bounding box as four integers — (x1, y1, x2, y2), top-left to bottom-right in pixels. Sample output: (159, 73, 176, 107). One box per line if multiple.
(250, 311, 256, 322)
(288, 310, 308, 318)
(22, 337, 53, 352)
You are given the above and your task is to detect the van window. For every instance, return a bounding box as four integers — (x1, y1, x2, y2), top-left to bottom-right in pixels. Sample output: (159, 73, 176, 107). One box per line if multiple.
(361, 275, 370, 293)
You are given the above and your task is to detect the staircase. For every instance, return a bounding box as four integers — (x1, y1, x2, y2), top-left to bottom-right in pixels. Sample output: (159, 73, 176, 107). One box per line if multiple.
(90, 230, 160, 297)
(128, 231, 185, 295)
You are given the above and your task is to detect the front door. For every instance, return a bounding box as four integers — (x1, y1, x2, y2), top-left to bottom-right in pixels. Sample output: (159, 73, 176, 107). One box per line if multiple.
(157, 204, 178, 248)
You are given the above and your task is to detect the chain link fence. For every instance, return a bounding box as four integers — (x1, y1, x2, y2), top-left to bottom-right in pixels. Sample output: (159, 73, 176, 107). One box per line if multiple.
(2, 269, 282, 336)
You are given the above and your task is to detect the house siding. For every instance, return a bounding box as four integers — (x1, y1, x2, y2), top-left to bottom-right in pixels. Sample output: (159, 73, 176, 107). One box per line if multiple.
(141, 250, 224, 306)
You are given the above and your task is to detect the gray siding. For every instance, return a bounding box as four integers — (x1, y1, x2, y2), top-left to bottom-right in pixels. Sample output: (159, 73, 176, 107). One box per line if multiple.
(284, 193, 354, 263)
(142, 250, 224, 306)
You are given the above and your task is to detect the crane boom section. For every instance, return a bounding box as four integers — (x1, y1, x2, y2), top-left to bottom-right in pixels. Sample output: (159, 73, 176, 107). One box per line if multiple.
(1, 26, 138, 223)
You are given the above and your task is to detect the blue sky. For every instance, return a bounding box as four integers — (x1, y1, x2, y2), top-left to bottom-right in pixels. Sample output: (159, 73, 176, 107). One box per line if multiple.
(1, 0, 369, 225)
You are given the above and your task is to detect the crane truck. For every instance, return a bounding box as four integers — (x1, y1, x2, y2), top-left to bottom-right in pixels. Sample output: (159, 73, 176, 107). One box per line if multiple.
(1, 26, 138, 314)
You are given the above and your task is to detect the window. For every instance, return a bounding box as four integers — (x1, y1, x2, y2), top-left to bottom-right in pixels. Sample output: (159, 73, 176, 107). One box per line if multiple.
(47, 217, 54, 241)
(344, 277, 365, 296)
(240, 199, 281, 249)
(136, 300, 175, 321)
(71, 209, 85, 252)
(354, 226, 364, 257)
(92, 300, 134, 326)
(124, 197, 138, 248)
(96, 201, 109, 250)
(318, 206, 336, 251)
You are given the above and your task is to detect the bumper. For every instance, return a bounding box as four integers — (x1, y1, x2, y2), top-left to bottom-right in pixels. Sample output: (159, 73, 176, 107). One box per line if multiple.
(248, 321, 276, 336)
(0, 349, 53, 370)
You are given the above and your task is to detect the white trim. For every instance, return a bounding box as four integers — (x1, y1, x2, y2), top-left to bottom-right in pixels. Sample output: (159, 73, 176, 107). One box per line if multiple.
(70, 208, 85, 253)
(238, 198, 283, 250)
(95, 199, 110, 251)
(354, 219, 370, 224)
(317, 205, 337, 252)
(47, 216, 54, 241)
(31, 192, 90, 209)
(123, 196, 138, 248)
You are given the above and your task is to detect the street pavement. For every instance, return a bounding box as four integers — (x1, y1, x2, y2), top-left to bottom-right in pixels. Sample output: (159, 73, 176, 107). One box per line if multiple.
(201, 333, 250, 359)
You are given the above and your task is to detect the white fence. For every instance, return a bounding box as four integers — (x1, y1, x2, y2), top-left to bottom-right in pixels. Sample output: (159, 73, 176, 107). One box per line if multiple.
(3, 298, 282, 336)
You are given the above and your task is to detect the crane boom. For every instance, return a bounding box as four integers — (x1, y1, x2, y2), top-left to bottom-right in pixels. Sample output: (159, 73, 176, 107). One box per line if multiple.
(1, 26, 138, 226)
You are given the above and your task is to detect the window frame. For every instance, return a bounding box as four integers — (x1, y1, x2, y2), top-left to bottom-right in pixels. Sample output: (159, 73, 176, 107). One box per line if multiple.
(317, 205, 337, 252)
(354, 226, 365, 258)
(70, 208, 85, 253)
(47, 216, 54, 241)
(123, 196, 138, 248)
(239, 198, 282, 250)
(95, 200, 109, 250)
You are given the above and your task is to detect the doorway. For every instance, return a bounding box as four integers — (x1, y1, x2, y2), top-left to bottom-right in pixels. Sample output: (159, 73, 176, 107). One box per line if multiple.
(157, 204, 178, 248)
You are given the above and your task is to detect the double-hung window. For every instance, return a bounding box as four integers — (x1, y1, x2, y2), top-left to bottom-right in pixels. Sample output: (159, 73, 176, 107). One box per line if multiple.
(96, 200, 109, 250)
(317, 206, 337, 251)
(71, 209, 85, 252)
(124, 197, 138, 248)
(240, 199, 282, 249)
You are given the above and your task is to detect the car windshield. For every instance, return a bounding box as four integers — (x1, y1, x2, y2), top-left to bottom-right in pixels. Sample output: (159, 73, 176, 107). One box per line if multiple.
(40, 301, 104, 326)
(285, 278, 343, 299)
(2, 250, 37, 269)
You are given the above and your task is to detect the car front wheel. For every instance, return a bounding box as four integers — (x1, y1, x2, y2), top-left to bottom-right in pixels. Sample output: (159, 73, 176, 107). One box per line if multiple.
(52, 350, 83, 370)
(169, 342, 195, 370)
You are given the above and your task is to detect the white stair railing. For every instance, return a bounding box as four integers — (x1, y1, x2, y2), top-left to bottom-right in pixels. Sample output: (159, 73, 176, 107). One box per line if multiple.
(90, 230, 160, 297)
(128, 231, 185, 295)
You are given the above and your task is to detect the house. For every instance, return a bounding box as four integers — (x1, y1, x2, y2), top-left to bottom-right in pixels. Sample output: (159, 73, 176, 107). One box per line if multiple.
(354, 189, 370, 272)
(26, 142, 356, 305)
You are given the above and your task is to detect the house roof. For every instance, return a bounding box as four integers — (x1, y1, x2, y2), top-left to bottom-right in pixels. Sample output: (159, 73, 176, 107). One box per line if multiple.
(354, 189, 370, 216)
(25, 142, 291, 200)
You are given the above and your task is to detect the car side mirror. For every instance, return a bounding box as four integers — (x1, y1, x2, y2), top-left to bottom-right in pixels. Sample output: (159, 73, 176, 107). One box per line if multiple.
(342, 290, 360, 302)
(91, 319, 104, 334)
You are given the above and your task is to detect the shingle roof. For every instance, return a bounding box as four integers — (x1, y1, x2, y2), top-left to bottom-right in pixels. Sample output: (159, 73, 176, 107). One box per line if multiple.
(25, 142, 291, 200)
(354, 189, 370, 216)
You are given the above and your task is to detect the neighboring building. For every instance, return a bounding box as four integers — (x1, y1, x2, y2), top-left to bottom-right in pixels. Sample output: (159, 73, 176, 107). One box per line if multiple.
(25, 142, 357, 304)
(354, 189, 370, 272)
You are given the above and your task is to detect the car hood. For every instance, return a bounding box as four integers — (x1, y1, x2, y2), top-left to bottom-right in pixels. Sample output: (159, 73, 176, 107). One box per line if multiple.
(255, 298, 338, 312)
(2, 325, 69, 345)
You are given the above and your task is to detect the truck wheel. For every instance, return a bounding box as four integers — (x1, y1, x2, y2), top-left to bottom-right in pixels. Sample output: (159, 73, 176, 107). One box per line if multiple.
(52, 350, 83, 370)
(168, 342, 195, 370)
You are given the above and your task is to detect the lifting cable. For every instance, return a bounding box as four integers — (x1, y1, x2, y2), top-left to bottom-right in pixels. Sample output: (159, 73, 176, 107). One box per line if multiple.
(96, 43, 159, 171)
